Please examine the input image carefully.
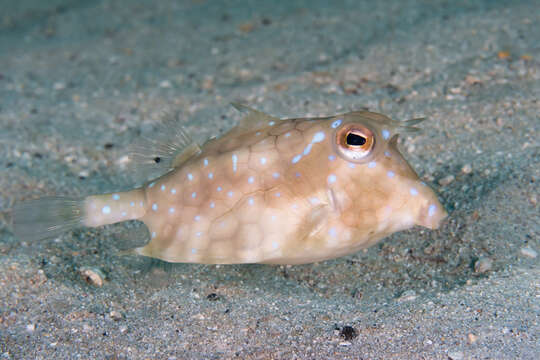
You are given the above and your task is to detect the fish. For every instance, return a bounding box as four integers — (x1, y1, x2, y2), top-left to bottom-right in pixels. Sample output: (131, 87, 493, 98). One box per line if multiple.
(13, 104, 447, 264)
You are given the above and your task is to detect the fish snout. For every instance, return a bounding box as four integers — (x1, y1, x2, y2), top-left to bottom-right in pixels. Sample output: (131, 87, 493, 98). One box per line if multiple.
(413, 191, 448, 230)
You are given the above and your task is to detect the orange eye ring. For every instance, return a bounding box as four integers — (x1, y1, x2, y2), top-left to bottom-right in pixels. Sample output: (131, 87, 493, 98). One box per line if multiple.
(335, 124, 375, 162)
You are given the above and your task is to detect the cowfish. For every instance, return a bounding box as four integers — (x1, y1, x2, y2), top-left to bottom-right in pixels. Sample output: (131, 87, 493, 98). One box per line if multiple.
(13, 104, 447, 264)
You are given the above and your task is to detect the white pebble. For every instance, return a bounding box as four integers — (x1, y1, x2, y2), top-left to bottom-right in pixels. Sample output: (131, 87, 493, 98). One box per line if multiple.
(520, 246, 537, 259)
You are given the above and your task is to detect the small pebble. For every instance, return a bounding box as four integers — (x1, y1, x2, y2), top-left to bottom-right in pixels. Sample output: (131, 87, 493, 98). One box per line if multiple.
(109, 311, 123, 321)
(448, 350, 464, 360)
(438, 175, 455, 186)
(474, 257, 493, 273)
(520, 246, 537, 259)
(339, 325, 357, 340)
(80, 267, 105, 287)
(398, 289, 417, 302)
(26, 323, 35, 332)
(467, 333, 478, 344)
(461, 164, 472, 174)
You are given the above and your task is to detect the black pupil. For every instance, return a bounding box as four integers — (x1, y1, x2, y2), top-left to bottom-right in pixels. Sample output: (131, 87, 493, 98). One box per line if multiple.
(346, 132, 366, 146)
(153, 156, 161, 163)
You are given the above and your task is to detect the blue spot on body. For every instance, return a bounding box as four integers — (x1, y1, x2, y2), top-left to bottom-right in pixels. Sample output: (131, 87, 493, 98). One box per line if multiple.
(169, 207, 175, 213)
(203, 158, 208, 167)
(384, 151, 391, 157)
(275, 192, 281, 197)
(284, 132, 291, 138)
(295, 172, 301, 178)
(161, 184, 166, 191)
(217, 186, 222, 192)
(410, 188, 419, 196)
(272, 241, 279, 249)
(292, 154, 302, 164)
(227, 191, 234, 197)
(248, 197, 254, 205)
(382, 129, 390, 140)
(191, 192, 197, 198)
(151, 232, 156, 238)
(272, 172, 280, 179)
(152, 203, 158, 211)
(328, 228, 337, 237)
(331, 119, 342, 128)
(328, 155, 336, 161)
(260, 157, 267, 165)
(387, 171, 395, 178)
(208, 172, 213, 179)
(303, 143, 313, 156)
(348, 163, 355, 168)
(428, 204, 437, 217)
(268, 121, 275, 126)
(102, 206, 111, 215)
(232, 154, 238, 172)
(171, 188, 177, 194)
(248, 176, 255, 183)
(187, 173, 193, 181)
(194, 215, 201, 221)
(327, 174, 337, 184)
(312, 131, 325, 143)
(112, 194, 120, 200)
(210, 202, 215, 208)
(130, 201, 135, 207)
(148, 182, 155, 188)
(368, 161, 376, 168)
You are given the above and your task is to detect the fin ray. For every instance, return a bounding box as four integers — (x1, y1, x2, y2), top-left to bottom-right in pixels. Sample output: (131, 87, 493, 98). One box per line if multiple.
(231, 103, 280, 131)
(128, 111, 201, 182)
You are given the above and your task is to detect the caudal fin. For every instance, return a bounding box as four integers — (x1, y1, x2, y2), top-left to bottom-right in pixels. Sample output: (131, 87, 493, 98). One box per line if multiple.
(13, 197, 85, 241)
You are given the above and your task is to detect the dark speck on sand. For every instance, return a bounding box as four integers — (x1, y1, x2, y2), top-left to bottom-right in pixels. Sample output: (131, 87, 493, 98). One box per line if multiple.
(0, 0, 538, 359)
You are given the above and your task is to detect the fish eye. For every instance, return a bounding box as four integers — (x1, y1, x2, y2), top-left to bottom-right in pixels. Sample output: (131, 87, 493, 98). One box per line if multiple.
(334, 124, 375, 162)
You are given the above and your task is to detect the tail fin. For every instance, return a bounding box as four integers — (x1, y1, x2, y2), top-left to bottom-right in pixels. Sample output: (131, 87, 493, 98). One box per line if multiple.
(13, 197, 84, 241)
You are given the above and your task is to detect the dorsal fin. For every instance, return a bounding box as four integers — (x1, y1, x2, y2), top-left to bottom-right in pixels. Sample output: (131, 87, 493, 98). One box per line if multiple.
(231, 103, 280, 131)
(129, 111, 201, 182)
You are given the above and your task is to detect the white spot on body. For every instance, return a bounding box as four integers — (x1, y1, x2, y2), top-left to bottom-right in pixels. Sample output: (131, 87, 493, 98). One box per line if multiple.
(368, 161, 377, 168)
(161, 184, 166, 191)
(102, 206, 111, 215)
(171, 188, 177, 194)
(387, 171, 395, 178)
(292, 154, 302, 164)
(148, 182, 155, 188)
(272, 241, 279, 249)
(203, 158, 209, 167)
(194, 215, 201, 221)
(331, 119, 342, 128)
(410, 188, 419, 196)
(191, 248, 197, 253)
(169, 207, 175, 214)
(210, 202, 215, 208)
(384, 151, 391, 157)
(248, 176, 255, 184)
(268, 121, 275, 126)
(428, 204, 437, 217)
(227, 191, 234, 197)
(328, 228, 337, 237)
(382, 129, 390, 140)
(152, 203, 158, 211)
(232, 154, 238, 172)
(191, 192, 197, 198)
(151, 232, 156, 238)
(112, 194, 120, 200)
(121, 211, 127, 217)
(208, 172, 214, 179)
(309, 197, 320, 205)
(303, 143, 313, 156)
(217, 186, 222, 192)
(187, 173, 193, 181)
(328, 155, 336, 161)
(272, 172, 280, 179)
(275, 192, 281, 197)
(248, 197, 254, 205)
(255, 131, 261, 136)
(312, 131, 325, 143)
(348, 163, 355, 168)
(327, 174, 337, 184)
(284, 132, 291, 138)
(130, 201, 135, 207)
(260, 157, 267, 165)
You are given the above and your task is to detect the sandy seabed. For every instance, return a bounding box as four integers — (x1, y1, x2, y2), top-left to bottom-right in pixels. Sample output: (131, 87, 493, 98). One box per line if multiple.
(0, 0, 538, 359)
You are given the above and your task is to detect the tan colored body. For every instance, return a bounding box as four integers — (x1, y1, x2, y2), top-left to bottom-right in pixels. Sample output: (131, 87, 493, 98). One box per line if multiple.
(83, 108, 446, 264)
